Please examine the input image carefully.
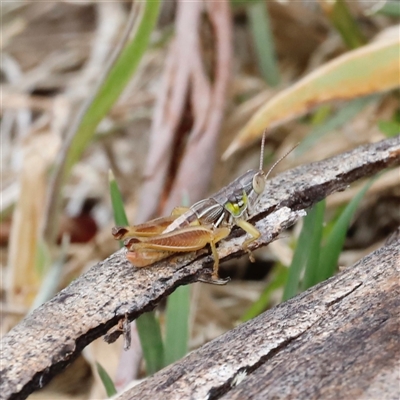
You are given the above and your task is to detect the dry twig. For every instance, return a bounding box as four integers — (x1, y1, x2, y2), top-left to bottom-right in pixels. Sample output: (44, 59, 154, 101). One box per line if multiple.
(1, 136, 399, 400)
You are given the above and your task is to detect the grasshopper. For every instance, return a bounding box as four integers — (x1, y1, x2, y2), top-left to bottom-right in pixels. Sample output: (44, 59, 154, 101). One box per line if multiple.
(113, 132, 294, 284)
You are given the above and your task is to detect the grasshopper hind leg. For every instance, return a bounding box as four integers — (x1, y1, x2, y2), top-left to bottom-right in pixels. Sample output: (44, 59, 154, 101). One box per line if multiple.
(197, 275, 230, 285)
(198, 269, 230, 285)
(198, 232, 231, 285)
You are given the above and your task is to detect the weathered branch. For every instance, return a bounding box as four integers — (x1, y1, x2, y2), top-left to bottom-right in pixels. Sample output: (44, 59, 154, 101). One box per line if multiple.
(117, 238, 400, 400)
(1, 136, 399, 400)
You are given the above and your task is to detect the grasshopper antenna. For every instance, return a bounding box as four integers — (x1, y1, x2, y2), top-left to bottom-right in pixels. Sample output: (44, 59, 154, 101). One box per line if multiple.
(264, 142, 299, 182)
(259, 129, 267, 171)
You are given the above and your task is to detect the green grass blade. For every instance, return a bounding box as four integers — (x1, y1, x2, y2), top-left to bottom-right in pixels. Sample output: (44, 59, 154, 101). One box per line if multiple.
(42, 0, 161, 246)
(136, 312, 165, 374)
(321, 204, 346, 240)
(317, 177, 376, 282)
(230, 0, 259, 7)
(241, 263, 288, 322)
(283, 205, 318, 301)
(96, 362, 117, 397)
(376, 2, 400, 17)
(109, 170, 129, 228)
(301, 200, 325, 290)
(109, 170, 165, 375)
(164, 285, 191, 365)
(310, 104, 332, 125)
(64, 0, 161, 178)
(378, 120, 400, 137)
(328, 0, 367, 49)
(247, 1, 280, 86)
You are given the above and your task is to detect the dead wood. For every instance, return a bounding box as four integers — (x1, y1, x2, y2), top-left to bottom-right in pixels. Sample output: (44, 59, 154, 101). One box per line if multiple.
(0, 136, 399, 400)
(118, 238, 400, 400)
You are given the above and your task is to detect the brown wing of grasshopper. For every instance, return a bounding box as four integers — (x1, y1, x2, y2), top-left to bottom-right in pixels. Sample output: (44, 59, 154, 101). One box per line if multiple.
(112, 207, 190, 240)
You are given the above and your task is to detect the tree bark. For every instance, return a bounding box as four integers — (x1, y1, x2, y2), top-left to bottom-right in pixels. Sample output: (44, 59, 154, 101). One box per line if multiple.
(118, 239, 400, 400)
(1, 136, 399, 400)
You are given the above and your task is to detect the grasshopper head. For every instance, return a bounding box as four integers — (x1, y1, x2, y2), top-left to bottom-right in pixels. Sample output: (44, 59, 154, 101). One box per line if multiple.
(223, 169, 265, 219)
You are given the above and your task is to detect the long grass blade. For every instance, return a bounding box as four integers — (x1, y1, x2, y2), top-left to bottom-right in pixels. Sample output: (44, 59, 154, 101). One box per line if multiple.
(301, 200, 326, 290)
(164, 285, 190, 365)
(109, 170, 129, 228)
(283, 208, 313, 301)
(376, 2, 400, 17)
(378, 120, 400, 137)
(42, 0, 161, 245)
(136, 312, 165, 374)
(322, 0, 366, 49)
(224, 38, 398, 158)
(96, 362, 117, 397)
(64, 0, 161, 176)
(317, 177, 376, 282)
(109, 170, 165, 375)
(247, 1, 280, 86)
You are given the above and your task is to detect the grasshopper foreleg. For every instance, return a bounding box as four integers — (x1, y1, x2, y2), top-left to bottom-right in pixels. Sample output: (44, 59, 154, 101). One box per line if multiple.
(235, 219, 261, 262)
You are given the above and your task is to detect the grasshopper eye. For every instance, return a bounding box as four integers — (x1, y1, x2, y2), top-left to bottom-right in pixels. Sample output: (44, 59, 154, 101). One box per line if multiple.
(252, 173, 265, 194)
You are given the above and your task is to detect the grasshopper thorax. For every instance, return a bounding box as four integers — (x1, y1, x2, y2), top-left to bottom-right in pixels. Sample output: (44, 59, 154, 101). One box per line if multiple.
(222, 169, 265, 219)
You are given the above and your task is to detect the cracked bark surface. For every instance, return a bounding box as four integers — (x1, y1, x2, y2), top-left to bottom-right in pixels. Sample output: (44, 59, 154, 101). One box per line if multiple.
(1, 136, 399, 400)
(119, 238, 400, 400)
